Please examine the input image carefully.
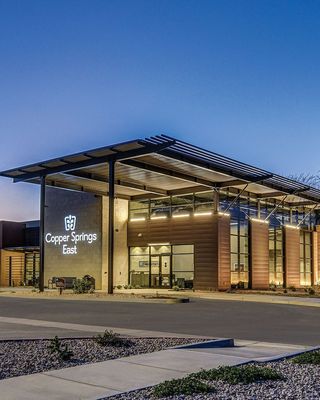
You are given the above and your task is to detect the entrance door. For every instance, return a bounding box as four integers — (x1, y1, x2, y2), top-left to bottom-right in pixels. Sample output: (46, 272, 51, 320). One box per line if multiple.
(150, 254, 171, 287)
(160, 255, 171, 287)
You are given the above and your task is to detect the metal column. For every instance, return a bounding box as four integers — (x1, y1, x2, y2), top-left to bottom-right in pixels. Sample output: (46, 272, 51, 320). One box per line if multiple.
(39, 175, 46, 292)
(108, 160, 115, 294)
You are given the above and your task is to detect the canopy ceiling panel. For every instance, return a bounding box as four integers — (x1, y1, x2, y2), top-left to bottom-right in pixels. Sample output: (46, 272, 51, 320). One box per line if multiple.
(1, 134, 320, 206)
(82, 163, 196, 191)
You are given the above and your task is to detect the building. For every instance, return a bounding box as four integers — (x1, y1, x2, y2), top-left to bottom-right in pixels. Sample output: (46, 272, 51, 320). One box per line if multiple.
(1, 135, 319, 291)
(0, 220, 39, 287)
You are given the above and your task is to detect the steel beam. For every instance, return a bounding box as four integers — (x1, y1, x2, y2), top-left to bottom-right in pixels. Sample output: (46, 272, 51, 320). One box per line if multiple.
(108, 160, 115, 294)
(11, 140, 175, 183)
(39, 176, 46, 292)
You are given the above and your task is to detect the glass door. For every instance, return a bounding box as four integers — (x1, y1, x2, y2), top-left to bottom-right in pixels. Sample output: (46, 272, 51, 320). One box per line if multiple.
(150, 255, 160, 287)
(160, 255, 171, 287)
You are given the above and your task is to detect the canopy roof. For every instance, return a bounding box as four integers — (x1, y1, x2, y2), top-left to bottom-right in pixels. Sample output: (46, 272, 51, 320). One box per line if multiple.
(1, 134, 319, 207)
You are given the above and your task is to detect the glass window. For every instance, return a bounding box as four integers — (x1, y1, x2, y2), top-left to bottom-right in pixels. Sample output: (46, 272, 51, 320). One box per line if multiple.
(129, 244, 194, 289)
(230, 202, 250, 288)
(300, 230, 313, 286)
(150, 245, 171, 255)
(172, 244, 194, 254)
(269, 227, 284, 287)
(129, 247, 150, 288)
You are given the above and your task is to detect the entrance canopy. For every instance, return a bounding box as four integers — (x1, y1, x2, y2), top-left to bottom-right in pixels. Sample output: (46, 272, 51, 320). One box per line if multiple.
(1, 134, 320, 207)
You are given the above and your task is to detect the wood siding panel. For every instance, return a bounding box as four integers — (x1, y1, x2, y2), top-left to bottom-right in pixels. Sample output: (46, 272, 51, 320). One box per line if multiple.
(314, 227, 320, 285)
(128, 214, 231, 290)
(284, 227, 300, 288)
(250, 220, 269, 289)
(218, 216, 231, 289)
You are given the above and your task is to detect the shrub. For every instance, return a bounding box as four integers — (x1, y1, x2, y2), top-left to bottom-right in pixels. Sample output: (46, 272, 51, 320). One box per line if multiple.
(172, 285, 180, 291)
(269, 281, 276, 290)
(283, 289, 288, 293)
(291, 350, 320, 365)
(288, 285, 296, 292)
(152, 377, 212, 397)
(73, 277, 92, 294)
(308, 287, 315, 295)
(116, 285, 122, 289)
(191, 365, 283, 385)
(48, 336, 73, 361)
(93, 329, 132, 347)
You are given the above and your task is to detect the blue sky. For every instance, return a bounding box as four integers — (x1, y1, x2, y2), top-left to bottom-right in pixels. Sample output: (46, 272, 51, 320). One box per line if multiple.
(0, 0, 320, 220)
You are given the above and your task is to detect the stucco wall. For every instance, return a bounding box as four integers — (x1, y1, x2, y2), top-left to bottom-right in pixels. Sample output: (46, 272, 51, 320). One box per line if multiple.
(101, 197, 128, 290)
(44, 187, 102, 288)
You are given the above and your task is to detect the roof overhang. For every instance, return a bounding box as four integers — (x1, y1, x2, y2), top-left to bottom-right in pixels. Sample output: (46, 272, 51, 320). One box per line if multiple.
(1, 134, 320, 208)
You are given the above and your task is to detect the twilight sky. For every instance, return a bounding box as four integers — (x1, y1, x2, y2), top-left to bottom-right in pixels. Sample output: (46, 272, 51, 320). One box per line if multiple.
(1, 0, 320, 221)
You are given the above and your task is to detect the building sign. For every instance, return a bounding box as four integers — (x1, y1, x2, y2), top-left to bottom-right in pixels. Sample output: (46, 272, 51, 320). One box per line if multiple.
(45, 214, 98, 255)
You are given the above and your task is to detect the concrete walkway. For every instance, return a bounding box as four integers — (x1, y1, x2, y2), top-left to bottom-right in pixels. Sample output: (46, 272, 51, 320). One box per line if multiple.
(2, 287, 320, 308)
(0, 339, 315, 400)
(116, 288, 320, 308)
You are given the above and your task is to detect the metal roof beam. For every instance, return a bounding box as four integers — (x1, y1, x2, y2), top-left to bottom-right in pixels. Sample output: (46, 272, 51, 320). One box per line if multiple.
(44, 179, 131, 200)
(11, 140, 175, 183)
(257, 191, 286, 199)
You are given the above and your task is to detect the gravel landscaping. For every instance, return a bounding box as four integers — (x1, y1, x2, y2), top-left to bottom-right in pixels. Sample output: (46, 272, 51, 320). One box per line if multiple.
(0, 336, 198, 380)
(106, 359, 320, 400)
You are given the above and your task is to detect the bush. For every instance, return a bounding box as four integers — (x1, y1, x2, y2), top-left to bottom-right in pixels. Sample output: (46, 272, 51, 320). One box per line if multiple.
(48, 336, 73, 361)
(283, 289, 288, 294)
(191, 365, 283, 385)
(116, 285, 122, 289)
(288, 285, 296, 292)
(93, 329, 132, 347)
(308, 287, 315, 295)
(73, 277, 92, 294)
(291, 350, 320, 365)
(152, 377, 212, 397)
(172, 285, 180, 291)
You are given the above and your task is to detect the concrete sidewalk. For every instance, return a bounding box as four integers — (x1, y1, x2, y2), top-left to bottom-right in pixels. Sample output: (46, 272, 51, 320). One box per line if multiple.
(0, 339, 315, 400)
(2, 286, 320, 308)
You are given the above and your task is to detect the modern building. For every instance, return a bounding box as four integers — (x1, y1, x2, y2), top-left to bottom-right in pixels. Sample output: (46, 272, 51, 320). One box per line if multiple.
(1, 135, 319, 292)
(0, 220, 39, 287)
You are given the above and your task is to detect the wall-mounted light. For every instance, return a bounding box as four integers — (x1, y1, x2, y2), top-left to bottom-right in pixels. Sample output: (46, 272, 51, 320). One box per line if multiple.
(218, 212, 230, 217)
(250, 218, 269, 224)
(194, 211, 213, 217)
(172, 213, 190, 218)
(285, 224, 300, 230)
(150, 215, 167, 220)
(130, 217, 146, 222)
(148, 242, 170, 246)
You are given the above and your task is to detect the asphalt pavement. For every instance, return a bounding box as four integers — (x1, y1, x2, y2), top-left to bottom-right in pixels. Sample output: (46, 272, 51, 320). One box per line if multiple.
(0, 296, 319, 345)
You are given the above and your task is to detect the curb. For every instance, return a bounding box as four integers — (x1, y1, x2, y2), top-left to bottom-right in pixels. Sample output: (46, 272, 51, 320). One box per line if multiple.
(174, 338, 234, 349)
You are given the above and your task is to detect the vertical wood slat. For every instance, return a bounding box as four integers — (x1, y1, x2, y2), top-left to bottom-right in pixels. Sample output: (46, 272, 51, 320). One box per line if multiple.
(314, 227, 320, 285)
(284, 226, 300, 288)
(218, 216, 231, 289)
(128, 214, 231, 290)
(250, 220, 269, 289)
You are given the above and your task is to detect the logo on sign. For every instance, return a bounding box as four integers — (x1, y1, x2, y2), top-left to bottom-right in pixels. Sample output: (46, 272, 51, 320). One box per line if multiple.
(45, 215, 98, 255)
(64, 215, 76, 231)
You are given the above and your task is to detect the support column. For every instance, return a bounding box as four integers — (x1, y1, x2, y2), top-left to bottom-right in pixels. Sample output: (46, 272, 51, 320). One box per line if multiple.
(314, 226, 320, 285)
(108, 160, 115, 294)
(39, 175, 46, 292)
(249, 219, 269, 289)
(217, 213, 231, 289)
